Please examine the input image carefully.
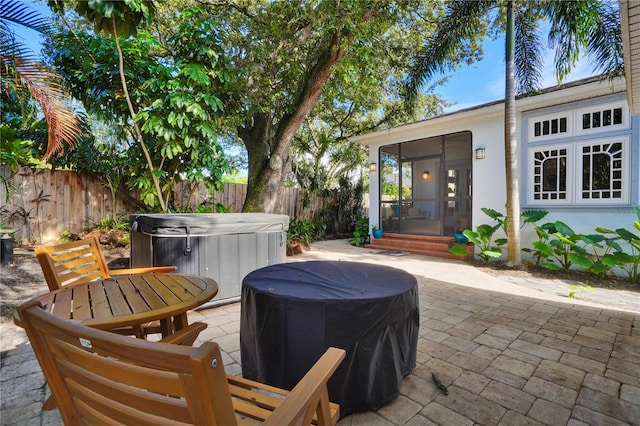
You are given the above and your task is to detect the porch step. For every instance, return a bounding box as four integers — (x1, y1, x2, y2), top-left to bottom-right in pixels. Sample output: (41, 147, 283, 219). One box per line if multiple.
(365, 233, 474, 260)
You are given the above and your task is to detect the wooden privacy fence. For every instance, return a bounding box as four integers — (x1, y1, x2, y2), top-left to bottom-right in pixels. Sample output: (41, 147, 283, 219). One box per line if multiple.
(1, 167, 324, 244)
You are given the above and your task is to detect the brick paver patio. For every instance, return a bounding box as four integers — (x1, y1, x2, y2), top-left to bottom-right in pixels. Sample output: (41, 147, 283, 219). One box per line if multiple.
(1, 239, 638, 425)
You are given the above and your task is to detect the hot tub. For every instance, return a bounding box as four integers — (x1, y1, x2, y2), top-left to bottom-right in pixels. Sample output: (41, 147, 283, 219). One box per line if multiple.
(129, 213, 289, 307)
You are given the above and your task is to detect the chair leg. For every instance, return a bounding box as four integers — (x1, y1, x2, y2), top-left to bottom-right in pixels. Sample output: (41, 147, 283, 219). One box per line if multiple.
(42, 394, 57, 410)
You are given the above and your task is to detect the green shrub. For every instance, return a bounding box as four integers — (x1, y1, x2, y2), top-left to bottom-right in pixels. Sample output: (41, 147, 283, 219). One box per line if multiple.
(350, 217, 369, 247)
(288, 218, 316, 245)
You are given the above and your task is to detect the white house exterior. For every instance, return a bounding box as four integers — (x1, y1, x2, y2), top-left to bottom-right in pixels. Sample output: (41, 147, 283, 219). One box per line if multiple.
(352, 76, 639, 258)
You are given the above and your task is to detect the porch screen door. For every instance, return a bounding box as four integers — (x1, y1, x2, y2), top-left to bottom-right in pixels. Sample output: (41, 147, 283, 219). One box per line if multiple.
(379, 131, 471, 236)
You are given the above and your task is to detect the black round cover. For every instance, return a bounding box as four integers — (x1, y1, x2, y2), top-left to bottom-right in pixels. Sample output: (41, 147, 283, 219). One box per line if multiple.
(240, 261, 419, 416)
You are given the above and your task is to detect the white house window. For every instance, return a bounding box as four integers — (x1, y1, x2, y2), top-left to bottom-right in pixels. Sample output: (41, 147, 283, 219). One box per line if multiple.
(529, 112, 571, 141)
(576, 101, 629, 135)
(534, 117, 567, 137)
(577, 138, 628, 203)
(532, 147, 568, 201)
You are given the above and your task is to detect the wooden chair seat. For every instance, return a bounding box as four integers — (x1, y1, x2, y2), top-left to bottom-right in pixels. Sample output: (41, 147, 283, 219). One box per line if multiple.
(18, 301, 345, 425)
(34, 234, 177, 338)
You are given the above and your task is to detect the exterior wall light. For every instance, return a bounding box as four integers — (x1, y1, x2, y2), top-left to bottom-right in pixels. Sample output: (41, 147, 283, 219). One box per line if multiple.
(369, 162, 377, 172)
(422, 171, 430, 180)
(475, 147, 486, 160)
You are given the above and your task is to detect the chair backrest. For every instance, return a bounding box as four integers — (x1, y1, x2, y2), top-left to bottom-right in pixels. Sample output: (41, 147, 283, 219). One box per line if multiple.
(18, 301, 344, 426)
(34, 235, 110, 291)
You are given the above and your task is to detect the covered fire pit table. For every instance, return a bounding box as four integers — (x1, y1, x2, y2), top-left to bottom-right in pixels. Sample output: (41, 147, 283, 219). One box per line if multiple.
(240, 261, 419, 416)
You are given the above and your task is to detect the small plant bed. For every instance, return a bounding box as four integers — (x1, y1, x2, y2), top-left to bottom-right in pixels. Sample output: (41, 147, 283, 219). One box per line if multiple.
(470, 259, 640, 294)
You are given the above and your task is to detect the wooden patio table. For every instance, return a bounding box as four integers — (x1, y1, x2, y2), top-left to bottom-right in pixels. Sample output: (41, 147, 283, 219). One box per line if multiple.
(14, 273, 218, 338)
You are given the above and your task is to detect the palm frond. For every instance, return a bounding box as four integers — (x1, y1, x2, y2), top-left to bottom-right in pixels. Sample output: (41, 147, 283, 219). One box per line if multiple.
(0, 0, 52, 34)
(514, 6, 543, 94)
(404, 0, 493, 112)
(8, 55, 82, 158)
(587, 1, 624, 79)
(542, 0, 599, 82)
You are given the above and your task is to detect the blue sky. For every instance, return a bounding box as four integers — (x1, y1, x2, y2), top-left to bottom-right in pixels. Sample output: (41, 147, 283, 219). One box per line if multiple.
(437, 35, 596, 113)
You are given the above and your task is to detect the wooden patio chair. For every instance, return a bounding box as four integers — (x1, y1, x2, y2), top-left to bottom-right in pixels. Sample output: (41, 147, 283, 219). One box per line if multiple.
(34, 234, 176, 291)
(34, 234, 177, 338)
(18, 301, 345, 426)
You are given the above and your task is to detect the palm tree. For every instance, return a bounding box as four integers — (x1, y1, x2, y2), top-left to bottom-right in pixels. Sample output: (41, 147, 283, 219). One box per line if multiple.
(405, 0, 623, 266)
(1, 0, 81, 159)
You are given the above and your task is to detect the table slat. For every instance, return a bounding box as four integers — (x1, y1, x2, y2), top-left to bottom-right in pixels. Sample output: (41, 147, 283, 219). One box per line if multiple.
(116, 277, 151, 314)
(129, 276, 167, 310)
(102, 279, 132, 317)
(89, 282, 112, 319)
(71, 285, 91, 320)
(50, 289, 72, 319)
(143, 275, 182, 306)
(164, 274, 203, 299)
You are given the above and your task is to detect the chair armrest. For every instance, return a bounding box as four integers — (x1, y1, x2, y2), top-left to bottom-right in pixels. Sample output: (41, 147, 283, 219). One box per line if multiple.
(264, 347, 345, 426)
(159, 322, 207, 346)
(109, 266, 177, 276)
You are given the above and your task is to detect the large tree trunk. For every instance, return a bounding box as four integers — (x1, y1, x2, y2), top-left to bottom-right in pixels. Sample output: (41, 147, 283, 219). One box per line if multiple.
(504, 0, 521, 265)
(240, 31, 350, 213)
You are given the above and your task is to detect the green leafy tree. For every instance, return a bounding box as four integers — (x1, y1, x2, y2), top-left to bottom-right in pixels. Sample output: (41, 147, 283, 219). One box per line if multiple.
(155, 1, 463, 213)
(47, 6, 231, 210)
(405, 0, 623, 266)
(49, 0, 170, 208)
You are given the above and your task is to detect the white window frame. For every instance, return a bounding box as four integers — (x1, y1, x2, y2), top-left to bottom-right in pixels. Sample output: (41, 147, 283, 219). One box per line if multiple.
(575, 101, 629, 136)
(528, 111, 572, 142)
(527, 144, 573, 205)
(575, 136, 630, 205)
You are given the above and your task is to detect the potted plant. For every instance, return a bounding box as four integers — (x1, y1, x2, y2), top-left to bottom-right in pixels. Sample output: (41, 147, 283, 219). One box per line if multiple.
(371, 224, 383, 239)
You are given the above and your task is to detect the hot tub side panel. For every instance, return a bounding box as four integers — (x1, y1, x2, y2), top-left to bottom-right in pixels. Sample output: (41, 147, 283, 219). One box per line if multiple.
(130, 214, 287, 304)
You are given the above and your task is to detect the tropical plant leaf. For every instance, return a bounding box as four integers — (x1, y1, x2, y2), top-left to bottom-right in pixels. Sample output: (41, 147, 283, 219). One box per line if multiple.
(481, 207, 504, 221)
(521, 209, 548, 224)
(449, 243, 470, 256)
(553, 221, 574, 237)
(482, 248, 502, 258)
(568, 254, 592, 268)
(541, 261, 560, 270)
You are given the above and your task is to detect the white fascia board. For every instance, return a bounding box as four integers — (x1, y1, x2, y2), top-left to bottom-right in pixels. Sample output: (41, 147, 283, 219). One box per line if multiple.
(352, 77, 627, 147)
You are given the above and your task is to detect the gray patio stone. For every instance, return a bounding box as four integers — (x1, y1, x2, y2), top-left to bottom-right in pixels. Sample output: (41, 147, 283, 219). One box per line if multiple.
(376, 395, 422, 425)
(490, 355, 537, 379)
(486, 324, 523, 340)
(576, 387, 640, 423)
(447, 351, 491, 373)
(528, 398, 572, 425)
(400, 373, 438, 406)
(517, 331, 545, 344)
(480, 381, 536, 414)
(522, 376, 578, 409)
(473, 333, 511, 351)
(452, 371, 491, 395)
(559, 352, 606, 375)
(570, 406, 632, 426)
(582, 372, 621, 397)
(502, 348, 543, 366)
(533, 360, 585, 390)
(509, 338, 563, 361)
(435, 385, 507, 425)
(420, 401, 474, 426)
(483, 366, 528, 389)
(540, 335, 582, 354)
(498, 410, 545, 426)
(578, 346, 611, 363)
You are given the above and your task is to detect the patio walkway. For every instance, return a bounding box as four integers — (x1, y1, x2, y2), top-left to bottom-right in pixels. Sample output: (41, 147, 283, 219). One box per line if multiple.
(1, 239, 639, 425)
